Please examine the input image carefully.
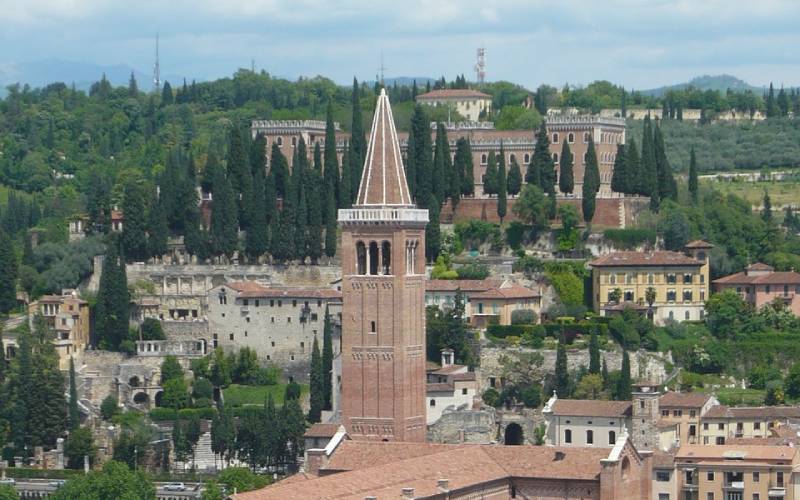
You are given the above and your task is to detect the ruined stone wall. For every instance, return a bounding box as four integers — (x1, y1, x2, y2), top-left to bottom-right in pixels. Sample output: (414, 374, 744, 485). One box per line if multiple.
(480, 347, 671, 391)
(428, 407, 497, 444)
(162, 320, 210, 342)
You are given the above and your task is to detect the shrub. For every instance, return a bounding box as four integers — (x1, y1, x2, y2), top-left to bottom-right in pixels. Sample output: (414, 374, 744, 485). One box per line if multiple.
(511, 309, 537, 325)
(482, 388, 500, 407)
(546, 271, 584, 306)
(513, 255, 543, 277)
(149, 407, 217, 421)
(285, 382, 302, 401)
(505, 221, 525, 249)
(454, 220, 502, 250)
(140, 318, 165, 341)
(602, 228, 657, 249)
(100, 395, 119, 420)
(455, 262, 490, 280)
(192, 378, 214, 400)
(520, 385, 542, 408)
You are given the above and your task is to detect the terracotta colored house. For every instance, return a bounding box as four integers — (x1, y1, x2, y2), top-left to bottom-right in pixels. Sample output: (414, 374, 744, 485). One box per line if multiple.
(425, 279, 542, 328)
(712, 263, 800, 315)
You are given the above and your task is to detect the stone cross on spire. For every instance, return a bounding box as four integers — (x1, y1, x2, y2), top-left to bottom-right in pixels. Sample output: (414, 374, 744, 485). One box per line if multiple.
(355, 89, 413, 207)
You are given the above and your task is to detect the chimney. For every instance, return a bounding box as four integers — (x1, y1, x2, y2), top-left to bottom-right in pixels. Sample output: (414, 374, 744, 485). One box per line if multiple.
(437, 479, 450, 492)
(402, 487, 415, 498)
(554, 451, 566, 461)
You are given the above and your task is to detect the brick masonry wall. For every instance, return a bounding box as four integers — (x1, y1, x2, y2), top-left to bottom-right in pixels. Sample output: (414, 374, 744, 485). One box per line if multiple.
(441, 198, 624, 228)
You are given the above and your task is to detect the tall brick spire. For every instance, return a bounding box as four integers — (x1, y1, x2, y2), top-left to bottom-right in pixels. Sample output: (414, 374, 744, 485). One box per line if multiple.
(355, 89, 413, 207)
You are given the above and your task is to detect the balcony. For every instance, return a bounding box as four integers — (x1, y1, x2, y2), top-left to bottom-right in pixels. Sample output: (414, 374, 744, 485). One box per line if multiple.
(768, 487, 786, 497)
(723, 481, 744, 490)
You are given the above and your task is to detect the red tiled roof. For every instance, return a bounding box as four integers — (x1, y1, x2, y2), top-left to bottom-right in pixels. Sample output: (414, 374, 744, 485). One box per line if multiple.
(551, 399, 632, 418)
(684, 240, 713, 249)
(429, 364, 468, 375)
(590, 251, 703, 268)
(652, 451, 675, 468)
(222, 281, 342, 299)
(322, 440, 466, 472)
(702, 405, 800, 419)
(659, 391, 712, 408)
(713, 270, 800, 285)
(426, 382, 454, 393)
(747, 262, 774, 271)
(470, 283, 541, 300)
(303, 423, 341, 439)
(676, 444, 797, 462)
(416, 89, 491, 100)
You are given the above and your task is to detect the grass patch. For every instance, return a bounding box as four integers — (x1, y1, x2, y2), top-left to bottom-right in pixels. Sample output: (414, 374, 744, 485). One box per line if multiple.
(712, 388, 766, 407)
(702, 178, 800, 207)
(222, 384, 307, 407)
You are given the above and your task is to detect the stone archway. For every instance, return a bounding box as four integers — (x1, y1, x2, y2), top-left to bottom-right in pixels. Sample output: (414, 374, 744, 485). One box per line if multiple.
(154, 391, 164, 407)
(133, 392, 149, 405)
(504, 423, 524, 445)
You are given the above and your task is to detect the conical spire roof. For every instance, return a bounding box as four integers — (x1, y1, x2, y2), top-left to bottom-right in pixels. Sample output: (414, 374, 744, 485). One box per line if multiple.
(355, 89, 413, 207)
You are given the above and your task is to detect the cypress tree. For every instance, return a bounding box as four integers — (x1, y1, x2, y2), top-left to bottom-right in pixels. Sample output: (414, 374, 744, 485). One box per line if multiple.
(322, 308, 333, 410)
(688, 147, 698, 204)
(483, 152, 498, 196)
(228, 126, 252, 226)
(405, 122, 418, 199)
(161, 81, 173, 105)
(313, 142, 322, 174)
(602, 358, 609, 390)
(294, 178, 309, 262)
(653, 123, 677, 201)
(766, 83, 777, 118)
(506, 158, 522, 196)
(625, 137, 641, 196)
(269, 143, 290, 199)
(432, 123, 450, 204)
(209, 163, 238, 259)
(29, 315, 67, 447)
(559, 140, 574, 194)
(128, 72, 138, 97)
(456, 138, 474, 197)
(0, 229, 17, 314)
(527, 122, 553, 188)
(497, 146, 507, 222)
(322, 103, 339, 220)
(640, 115, 659, 208)
(9, 325, 33, 452)
(68, 357, 80, 430)
(408, 105, 433, 206)
(610, 144, 628, 195)
(426, 196, 441, 262)
(308, 336, 323, 424)
(271, 208, 294, 263)
(350, 78, 366, 201)
(616, 349, 632, 400)
(0, 326, 6, 387)
(555, 333, 569, 397)
(762, 190, 773, 224)
(339, 143, 352, 209)
(121, 180, 148, 262)
(95, 242, 129, 350)
(324, 190, 337, 258)
(582, 135, 600, 224)
(589, 328, 600, 375)
(146, 193, 168, 261)
(306, 171, 323, 264)
(245, 158, 269, 261)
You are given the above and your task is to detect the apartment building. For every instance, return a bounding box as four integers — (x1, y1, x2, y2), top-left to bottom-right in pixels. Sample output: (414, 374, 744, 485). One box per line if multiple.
(28, 290, 90, 370)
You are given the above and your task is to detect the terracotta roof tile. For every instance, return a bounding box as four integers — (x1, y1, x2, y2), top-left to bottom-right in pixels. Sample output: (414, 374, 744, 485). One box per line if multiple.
(470, 283, 541, 300)
(425, 279, 500, 292)
(590, 251, 703, 268)
(713, 270, 800, 285)
(322, 440, 464, 472)
(676, 444, 798, 462)
(747, 262, 774, 271)
(304, 423, 341, 439)
(222, 281, 342, 299)
(551, 399, 632, 418)
(652, 451, 676, 468)
(659, 391, 712, 408)
(703, 405, 800, 419)
(684, 240, 713, 249)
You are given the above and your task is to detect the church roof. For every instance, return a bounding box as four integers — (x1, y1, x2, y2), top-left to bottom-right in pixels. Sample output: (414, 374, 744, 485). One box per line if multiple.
(354, 89, 413, 207)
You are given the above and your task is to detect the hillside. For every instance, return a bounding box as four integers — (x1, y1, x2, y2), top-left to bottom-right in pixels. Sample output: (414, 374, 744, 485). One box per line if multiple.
(642, 74, 764, 97)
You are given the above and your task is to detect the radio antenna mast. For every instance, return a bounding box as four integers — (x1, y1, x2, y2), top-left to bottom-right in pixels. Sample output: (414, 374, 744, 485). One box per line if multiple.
(153, 33, 161, 92)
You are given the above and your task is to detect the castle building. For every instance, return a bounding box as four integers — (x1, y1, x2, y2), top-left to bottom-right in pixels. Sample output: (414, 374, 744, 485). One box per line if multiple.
(337, 89, 429, 442)
(589, 240, 713, 325)
(415, 88, 493, 121)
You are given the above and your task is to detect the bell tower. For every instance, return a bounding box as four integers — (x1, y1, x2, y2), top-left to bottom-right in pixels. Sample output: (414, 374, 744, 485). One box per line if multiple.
(338, 89, 429, 442)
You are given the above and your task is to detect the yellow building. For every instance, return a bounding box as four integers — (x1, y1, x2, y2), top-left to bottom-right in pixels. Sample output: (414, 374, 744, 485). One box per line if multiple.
(658, 392, 718, 448)
(28, 291, 90, 370)
(415, 89, 493, 122)
(700, 406, 800, 445)
(589, 241, 712, 325)
(675, 444, 798, 500)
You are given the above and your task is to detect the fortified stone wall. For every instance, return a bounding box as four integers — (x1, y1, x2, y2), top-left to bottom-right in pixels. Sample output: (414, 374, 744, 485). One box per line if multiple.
(480, 347, 671, 392)
(427, 406, 497, 444)
(162, 320, 210, 341)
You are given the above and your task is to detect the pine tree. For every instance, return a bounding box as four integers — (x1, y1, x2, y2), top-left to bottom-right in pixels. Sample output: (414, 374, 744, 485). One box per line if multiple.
(269, 143, 290, 199)
(497, 146, 507, 222)
(688, 147, 699, 204)
(322, 308, 333, 410)
(350, 78, 366, 202)
(559, 140, 574, 194)
(589, 328, 601, 375)
(95, 242, 130, 350)
(555, 333, 569, 397)
(0, 229, 17, 314)
(127, 72, 138, 97)
(506, 158, 522, 196)
(68, 357, 80, 430)
(616, 349, 632, 400)
(323, 103, 340, 220)
(640, 115, 659, 208)
(121, 180, 148, 262)
(610, 144, 628, 194)
(762, 190, 773, 224)
(161, 81, 173, 106)
(582, 135, 600, 224)
(455, 138, 474, 197)
(245, 157, 269, 261)
(146, 192, 168, 261)
(426, 197, 441, 262)
(324, 190, 337, 258)
(483, 152, 498, 196)
(308, 337, 323, 424)
(625, 137, 641, 196)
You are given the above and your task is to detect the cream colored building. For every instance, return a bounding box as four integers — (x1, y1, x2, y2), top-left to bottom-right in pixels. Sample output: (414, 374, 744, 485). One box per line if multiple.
(589, 241, 713, 325)
(425, 279, 541, 328)
(425, 350, 478, 425)
(28, 291, 90, 370)
(700, 406, 800, 445)
(543, 393, 632, 448)
(675, 444, 798, 500)
(657, 392, 719, 449)
(415, 89, 493, 122)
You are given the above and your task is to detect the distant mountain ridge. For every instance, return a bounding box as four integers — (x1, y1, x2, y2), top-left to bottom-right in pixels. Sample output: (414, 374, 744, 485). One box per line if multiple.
(641, 74, 765, 96)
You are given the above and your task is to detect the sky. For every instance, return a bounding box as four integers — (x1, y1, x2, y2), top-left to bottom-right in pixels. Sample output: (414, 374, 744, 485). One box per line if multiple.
(1, 0, 799, 90)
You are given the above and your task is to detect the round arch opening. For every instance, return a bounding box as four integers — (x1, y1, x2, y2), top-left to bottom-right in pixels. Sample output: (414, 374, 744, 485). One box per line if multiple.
(504, 423, 524, 445)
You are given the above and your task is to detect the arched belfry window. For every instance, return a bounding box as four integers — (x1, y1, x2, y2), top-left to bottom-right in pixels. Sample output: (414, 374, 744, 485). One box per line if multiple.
(406, 240, 418, 275)
(369, 242, 379, 275)
(381, 241, 391, 275)
(356, 241, 366, 275)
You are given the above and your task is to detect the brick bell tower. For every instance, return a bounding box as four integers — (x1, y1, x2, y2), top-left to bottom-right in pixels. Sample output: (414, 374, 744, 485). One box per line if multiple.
(338, 89, 429, 442)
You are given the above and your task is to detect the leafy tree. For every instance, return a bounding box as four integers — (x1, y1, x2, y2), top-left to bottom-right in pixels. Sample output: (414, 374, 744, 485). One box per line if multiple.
(160, 355, 184, 384)
(232, 347, 260, 384)
(101, 394, 119, 420)
(322, 308, 334, 410)
(425, 291, 474, 366)
(764, 380, 785, 406)
(575, 374, 604, 400)
(688, 147, 698, 204)
(513, 184, 549, 234)
(645, 287, 657, 308)
(51, 461, 155, 500)
(209, 348, 232, 388)
(559, 140, 574, 194)
(69, 357, 80, 430)
(64, 426, 95, 469)
(211, 403, 237, 466)
(533, 423, 546, 445)
(140, 318, 165, 341)
(0, 485, 16, 500)
(161, 378, 190, 409)
(218, 467, 270, 493)
(201, 481, 225, 500)
(554, 334, 569, 397)
(785, 362, 800, 400)
(582, 135, 600, 224)
(589, 328, 601, 375)
(0, 230, 17, 314)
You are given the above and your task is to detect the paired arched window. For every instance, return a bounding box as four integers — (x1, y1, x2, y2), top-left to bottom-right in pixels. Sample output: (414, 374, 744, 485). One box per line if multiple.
(356, 241, 367, 275)
(368, 242, 379, 275)
(381, 241, 391, 275)
(355, 240, 393, 275)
